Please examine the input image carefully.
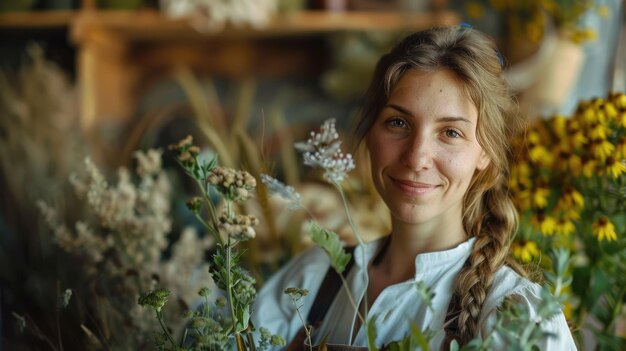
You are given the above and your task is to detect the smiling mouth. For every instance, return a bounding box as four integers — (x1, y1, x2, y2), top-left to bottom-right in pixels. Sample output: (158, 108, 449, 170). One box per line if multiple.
(389, 176, 438, 195)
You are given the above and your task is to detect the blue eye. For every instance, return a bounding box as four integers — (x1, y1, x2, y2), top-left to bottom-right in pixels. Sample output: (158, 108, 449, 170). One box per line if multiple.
(387, 118, 407, 128)
(445, 129, 461, 138)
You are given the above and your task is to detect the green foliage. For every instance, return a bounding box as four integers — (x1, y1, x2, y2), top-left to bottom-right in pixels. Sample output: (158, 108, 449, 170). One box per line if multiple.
(138, 288, 171, 313)
(366, 316, 379, 351)
(308, 221, 352, 274)
(139, 136, 270, 350)
(385, 323, 433, 351)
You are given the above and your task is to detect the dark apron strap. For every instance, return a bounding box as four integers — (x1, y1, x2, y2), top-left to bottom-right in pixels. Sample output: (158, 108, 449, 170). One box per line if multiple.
(286, 246, 356, 351)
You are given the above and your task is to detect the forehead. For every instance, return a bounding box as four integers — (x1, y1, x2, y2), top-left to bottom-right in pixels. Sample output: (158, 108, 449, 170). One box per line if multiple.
(386, 69, 478, 121)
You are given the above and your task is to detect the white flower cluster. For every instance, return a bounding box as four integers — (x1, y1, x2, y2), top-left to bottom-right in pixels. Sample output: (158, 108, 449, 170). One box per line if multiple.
(259, 174, 302, 210)
(162, 227, 213, 303)
(134, 149, 163, 178)
(207, 166, 256, 202)
(39, 149, 216, 333)
(41, 152, 167, 273)
(160, 0, 277, 31)
(294, 118, 355, 183)
(218, 212, 259, 241)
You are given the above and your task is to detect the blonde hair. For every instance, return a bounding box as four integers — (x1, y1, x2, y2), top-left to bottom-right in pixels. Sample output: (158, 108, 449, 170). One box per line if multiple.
(355, 26, 524, 346)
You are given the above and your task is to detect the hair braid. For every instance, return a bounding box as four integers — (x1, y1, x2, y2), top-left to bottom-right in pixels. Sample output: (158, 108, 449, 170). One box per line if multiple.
(444, 172, 518, 346)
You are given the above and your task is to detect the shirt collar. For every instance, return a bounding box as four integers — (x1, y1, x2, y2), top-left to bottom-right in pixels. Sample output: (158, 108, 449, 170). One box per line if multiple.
(353, 236, 477, 277)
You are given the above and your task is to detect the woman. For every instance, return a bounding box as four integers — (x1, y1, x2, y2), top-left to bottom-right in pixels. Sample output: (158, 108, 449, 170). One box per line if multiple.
(253, 26, 577, 350)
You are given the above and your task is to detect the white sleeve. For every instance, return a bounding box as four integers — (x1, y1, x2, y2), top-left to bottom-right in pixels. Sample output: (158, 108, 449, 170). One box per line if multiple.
(481, 283, 579, 350)
(251, 246, 331, 349)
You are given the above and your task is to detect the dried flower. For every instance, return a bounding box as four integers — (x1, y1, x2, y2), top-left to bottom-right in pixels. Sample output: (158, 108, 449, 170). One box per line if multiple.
(60, 289, 72, 309)
(283, 287, 309, 300)
(294, 118, 355, 183)
(198, 287, 211, 298)
(12, 313, 26, 334)
(207, 167, 256, 202)
(186, 197, 203, 214)
(134, 149, 163, 177)
(218, 212, 259, 241)
(260, 174, 303, 210)
(138, 288, 171, 312)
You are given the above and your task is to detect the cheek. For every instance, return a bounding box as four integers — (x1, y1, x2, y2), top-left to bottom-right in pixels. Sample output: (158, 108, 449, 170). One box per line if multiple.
(367, 134, 391, 167)
(442, 152, 481, 182)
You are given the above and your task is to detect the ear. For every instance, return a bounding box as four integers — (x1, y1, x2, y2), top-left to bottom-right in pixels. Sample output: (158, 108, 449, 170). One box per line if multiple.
(476, 150, 490, 171)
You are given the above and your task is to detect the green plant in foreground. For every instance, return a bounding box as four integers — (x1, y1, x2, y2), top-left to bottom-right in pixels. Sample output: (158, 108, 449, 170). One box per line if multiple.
(138, 135, 284, 350)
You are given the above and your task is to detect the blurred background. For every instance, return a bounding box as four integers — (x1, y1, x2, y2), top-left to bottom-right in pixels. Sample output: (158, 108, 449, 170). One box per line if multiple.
(1, 0, 625, 350)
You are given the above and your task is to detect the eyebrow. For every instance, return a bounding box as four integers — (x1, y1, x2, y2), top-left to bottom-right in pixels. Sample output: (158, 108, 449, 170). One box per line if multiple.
(384, 104, 473, 124)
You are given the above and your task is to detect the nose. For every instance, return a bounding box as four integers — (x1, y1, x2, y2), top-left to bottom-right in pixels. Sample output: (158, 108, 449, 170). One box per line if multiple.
(400, 134, 433, 171)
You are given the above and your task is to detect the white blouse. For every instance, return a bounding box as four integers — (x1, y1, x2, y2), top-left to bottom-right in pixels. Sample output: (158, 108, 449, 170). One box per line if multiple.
(252, 237, 578, 350)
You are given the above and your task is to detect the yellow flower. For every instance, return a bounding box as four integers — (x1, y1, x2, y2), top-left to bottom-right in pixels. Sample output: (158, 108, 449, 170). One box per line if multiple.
(527, 130, 541, 145)
(620, 112, 626, 129)
(613, 92, 626, 109)
(554, 217, 576, 236)
(569, 131, 588, 149)
(532, 187, 550, 209)
(567, 153, 583, 175)
(592, 139, 615, 161)
(559, 187, 584, 209)
(512, 240, 541, 263)
(582, 159, 597, 178)
(592, 216, 618, 241)
(582, 107, 599, 124)
(604, 157, 626, 179)
(510, 162, 532, 190)
(603, 102, 618, 120)
(513, 188, 532, 212)
(532, 212, 557, 236)
(559, 207, 581, 221)
(530, 146, 554, 167)
(589, 123, 609, 140)
(551, 114, 568, 138)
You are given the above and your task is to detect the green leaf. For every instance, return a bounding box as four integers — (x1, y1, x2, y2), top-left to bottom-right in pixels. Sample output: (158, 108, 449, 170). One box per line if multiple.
(366, 315, 379, 351)
(572, 265, 591, 302)
(410, 323, 430, 351)
(308, 221, 351, 274)
(588, 268, 612, 315)
(448, 340, 459, 351)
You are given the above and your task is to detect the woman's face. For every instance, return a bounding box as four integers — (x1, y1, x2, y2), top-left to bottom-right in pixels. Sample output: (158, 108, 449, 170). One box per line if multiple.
(367, 69, 490, 227)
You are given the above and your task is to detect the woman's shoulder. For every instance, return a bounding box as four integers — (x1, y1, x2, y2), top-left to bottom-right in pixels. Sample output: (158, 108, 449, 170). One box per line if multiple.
(479, 266, 578, 349)
(258, 245, 331, 296)
(483, 265, 542, 314)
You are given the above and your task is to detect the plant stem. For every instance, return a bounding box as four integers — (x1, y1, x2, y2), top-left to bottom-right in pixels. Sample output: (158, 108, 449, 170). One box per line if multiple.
(225, 241, 241, 348)
(193, 212, 220, 238)
(335, 182, 370, 319)
(235, 333, 246, 351)
(290, 297, 313, 351)
(55, 281, 64, 351)
(334, 182, 364, 246)
(156, 310, 177, 348)
(196, 178, 223, 245)
(339, 274, 365, 325)
(245, 330, 257, 351)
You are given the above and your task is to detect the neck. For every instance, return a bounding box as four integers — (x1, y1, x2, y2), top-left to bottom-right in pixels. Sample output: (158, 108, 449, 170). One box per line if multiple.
(376, 216, 467, 280)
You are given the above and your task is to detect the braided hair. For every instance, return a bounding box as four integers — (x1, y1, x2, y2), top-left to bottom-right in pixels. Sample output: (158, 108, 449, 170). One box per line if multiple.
(354, 26, 524, 347)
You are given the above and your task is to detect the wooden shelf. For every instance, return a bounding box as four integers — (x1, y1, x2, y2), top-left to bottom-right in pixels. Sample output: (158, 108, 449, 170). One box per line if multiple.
(0, 8, 460, 135)
(70, 9, 460, 43)
(0, 10, 75, 28)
